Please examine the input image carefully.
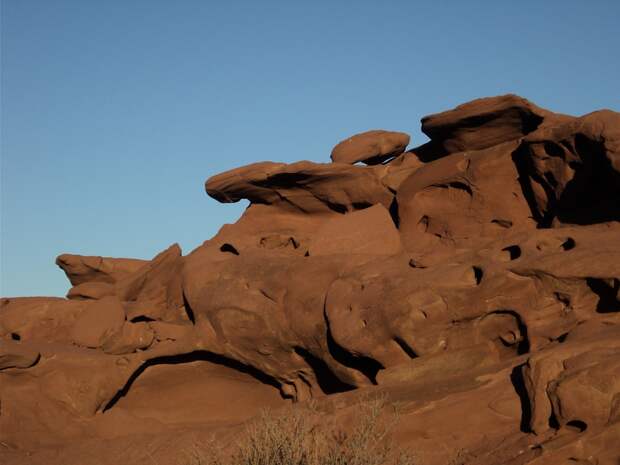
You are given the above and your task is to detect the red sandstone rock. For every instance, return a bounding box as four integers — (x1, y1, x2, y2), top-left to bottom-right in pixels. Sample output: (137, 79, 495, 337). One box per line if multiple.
(56, 254, 147, 286)
(330, 129, 410, 165)
(0, 339, 40, 369)
(70, 296, 126, 348)
(2, 95, 620, 465)
(419, 94, 572, 156)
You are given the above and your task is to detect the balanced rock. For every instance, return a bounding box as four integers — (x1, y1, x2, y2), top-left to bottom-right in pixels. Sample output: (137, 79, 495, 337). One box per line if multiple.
(330, 129, 410, 165)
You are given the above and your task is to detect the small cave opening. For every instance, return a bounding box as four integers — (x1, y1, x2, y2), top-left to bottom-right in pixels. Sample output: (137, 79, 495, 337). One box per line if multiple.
(10, 332, 21, 341)
(487, 309, 530, 355)
(566, 420, 588, 432)
(502, 245, 522, 260)
(130, 315, 155, 323)
(293, 347, 356, 395)
(220, 243, 240, 255)
(182, 292, 196, 324)
(510, 364, 533, 433)
(102, 350, 285, 413)
(389, 197, 400, 229)
(351, 201, 373, 210)
(393, 336, 418, 359)
(561, 237, 576, 251)
(472, 266, 484, 285)
(586, 278, 620, 313)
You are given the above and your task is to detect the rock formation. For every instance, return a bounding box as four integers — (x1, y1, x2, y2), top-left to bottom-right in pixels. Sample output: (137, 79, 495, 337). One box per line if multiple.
(1, 94, 619, 465)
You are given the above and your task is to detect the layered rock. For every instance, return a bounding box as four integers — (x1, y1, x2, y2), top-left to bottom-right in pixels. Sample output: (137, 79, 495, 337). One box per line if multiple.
(2, 95, 619, 465)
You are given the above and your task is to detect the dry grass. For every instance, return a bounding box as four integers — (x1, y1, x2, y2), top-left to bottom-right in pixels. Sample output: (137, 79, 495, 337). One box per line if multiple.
(183, 395, 414, 465)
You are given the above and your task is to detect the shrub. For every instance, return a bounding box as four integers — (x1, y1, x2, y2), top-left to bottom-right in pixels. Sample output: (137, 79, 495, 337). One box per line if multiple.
(184, 395, 414, 465)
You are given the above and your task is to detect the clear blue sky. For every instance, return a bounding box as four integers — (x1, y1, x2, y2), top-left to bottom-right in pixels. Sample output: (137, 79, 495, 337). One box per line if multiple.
(1, 0, 619, 297)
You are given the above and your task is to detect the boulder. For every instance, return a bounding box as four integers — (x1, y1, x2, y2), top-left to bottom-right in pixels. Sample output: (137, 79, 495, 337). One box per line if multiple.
(419, 94, 572, 157)
(330, 130, 410, 165)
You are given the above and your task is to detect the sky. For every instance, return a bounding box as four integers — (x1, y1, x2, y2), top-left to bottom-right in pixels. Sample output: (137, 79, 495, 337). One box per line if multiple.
(1, 0, 619, 297)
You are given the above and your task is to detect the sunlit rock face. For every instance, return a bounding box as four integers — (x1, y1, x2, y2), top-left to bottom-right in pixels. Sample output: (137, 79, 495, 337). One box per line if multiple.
(2, 95, 620, 465)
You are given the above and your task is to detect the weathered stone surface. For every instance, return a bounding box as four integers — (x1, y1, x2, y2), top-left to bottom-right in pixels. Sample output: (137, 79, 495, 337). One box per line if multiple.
(116, 243, 186, 322)
(56, 254, 146, 286)
(70, 296, 126, 348)
(419, 94, 572, 156)
(307, 204, 401, 256)
(66, 281, 116, 300)
(0, 339, 40, 370)
(514, 109, 620, 226)
(330, 129, 410, 165)
(205, 160, 393, 214)
(2, 95, 620, 465)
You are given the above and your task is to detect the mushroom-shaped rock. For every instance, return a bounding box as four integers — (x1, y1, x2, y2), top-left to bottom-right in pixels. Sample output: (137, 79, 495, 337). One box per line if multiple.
(205, 160, 393, 214)
(330, 130, 410, 165)
(56, 254, 147, 286)
(420, 94, 571, 156)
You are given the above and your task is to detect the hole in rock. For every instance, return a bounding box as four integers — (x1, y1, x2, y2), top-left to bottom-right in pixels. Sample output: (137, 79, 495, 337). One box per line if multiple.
(352, 201, 373, 210)
(10, 332, 21, 341)
(556, 134, 620, 225)
(220, 243, 239, 255)
(510, 364, 532, 433)
(473, 266, 484, 285)
(417, 215, 430, 232)
(502, 245, 522, 260)
(293, 347, 356, 394)
(566, 420, 588, 432)
(561, 237, 576, 251)
(103, 351, 286, 421)
(183, 292, 196, 324)
(491, 219, 513, 229)
(549, 411, 561, 429)
(586, 278, 620, 313)
(130, 316, 155, 323)
(393, 337, 418, 359)
(543, 142, 565, 158)
(325, 201, 348, 214)
(389, 197, 400, 228)
(408, 259, 427, 269)
(486, 310, 530, 355)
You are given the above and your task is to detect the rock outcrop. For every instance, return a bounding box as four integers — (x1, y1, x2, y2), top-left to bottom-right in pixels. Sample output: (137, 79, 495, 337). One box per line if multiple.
(1, 94, 619, 465)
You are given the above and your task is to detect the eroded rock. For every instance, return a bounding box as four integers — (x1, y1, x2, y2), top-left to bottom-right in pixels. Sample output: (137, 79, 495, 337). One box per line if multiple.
(2, 95, 620, 465)
(330, 130, 410, 165)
